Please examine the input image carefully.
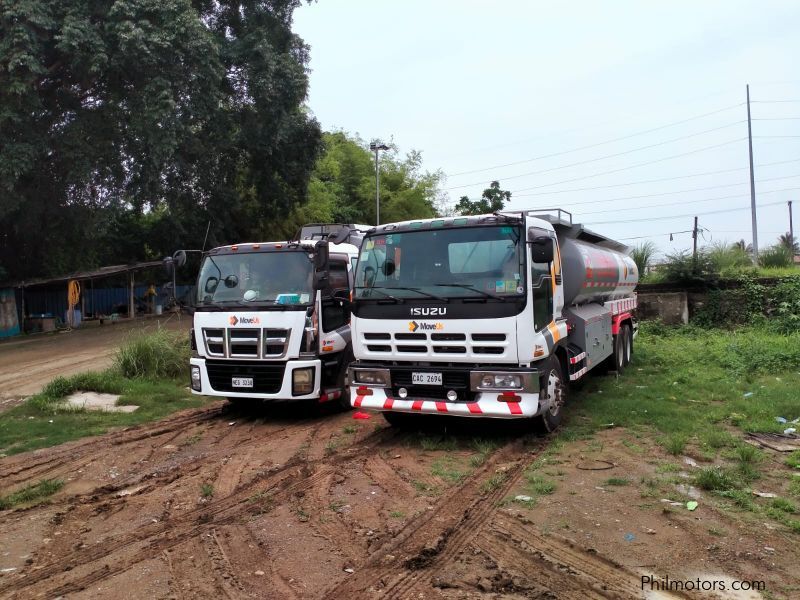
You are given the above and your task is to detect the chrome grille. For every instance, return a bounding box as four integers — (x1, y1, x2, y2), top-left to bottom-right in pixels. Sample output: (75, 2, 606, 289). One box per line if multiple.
(359, 331, 509, 358)
(202, 327, 290, 360)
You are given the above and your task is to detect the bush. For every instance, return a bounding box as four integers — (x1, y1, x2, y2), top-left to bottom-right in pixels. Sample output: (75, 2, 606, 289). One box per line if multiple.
(114, 329, 189, 379)
(660, 250, 716, 283)
(759, 245, 792, 268)
(707, 242, 751, 273)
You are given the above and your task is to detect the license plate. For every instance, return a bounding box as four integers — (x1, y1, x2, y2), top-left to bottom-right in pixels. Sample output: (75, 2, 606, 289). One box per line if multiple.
(412, 372, 442, 386)
(232, 377, 253, 388)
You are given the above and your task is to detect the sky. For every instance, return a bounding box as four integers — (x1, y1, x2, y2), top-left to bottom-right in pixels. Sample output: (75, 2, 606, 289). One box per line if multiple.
(293, 0, 800, 257)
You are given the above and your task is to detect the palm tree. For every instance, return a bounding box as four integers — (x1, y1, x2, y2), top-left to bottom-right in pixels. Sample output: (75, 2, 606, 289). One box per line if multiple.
(734, 239, 753, 254)
(778, 233, 799, 255)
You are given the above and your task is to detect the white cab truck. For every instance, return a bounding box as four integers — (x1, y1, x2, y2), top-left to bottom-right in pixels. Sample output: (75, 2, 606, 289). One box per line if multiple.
(347, 209, 638, 430)
(186, 224, 367, 407)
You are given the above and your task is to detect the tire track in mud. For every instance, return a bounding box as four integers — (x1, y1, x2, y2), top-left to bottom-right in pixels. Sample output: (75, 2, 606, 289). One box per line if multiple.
(324, 435, 544, 599)
(465, 517, 694, 599)
(0, 424, 407, 598)
(0, 404, 227, 487)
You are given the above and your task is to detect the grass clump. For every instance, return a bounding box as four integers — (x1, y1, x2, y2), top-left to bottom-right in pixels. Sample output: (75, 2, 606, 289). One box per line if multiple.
(525, 474, 556, 495)
(114, 329, 189, 379)
(201, 483, 214, 498)
(431, 457, 467, 484)
(693, 467, 739, 491)
(662, 434, 688, 456)
(604, 477, 630, 487)
(0, 479, 64, 510)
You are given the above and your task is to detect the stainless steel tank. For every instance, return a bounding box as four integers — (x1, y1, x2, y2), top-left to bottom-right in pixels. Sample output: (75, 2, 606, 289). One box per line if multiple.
(558, 237, 638, 306)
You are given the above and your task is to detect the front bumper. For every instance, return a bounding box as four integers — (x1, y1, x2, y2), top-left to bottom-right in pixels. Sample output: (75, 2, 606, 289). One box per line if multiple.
(350, 386, 541, 418)
(190, 357, 322, 400)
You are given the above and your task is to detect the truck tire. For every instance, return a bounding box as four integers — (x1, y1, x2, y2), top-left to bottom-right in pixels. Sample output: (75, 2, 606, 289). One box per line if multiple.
(623, 323, 633, 366)
(538, 358, 566, 432)
(336, 348, 355, 411)
(612, 330, 626, 374)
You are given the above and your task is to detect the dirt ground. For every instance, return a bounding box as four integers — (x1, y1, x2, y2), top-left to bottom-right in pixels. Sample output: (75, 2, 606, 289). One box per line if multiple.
(1, 323, 797, 598)
(0, 315, 190, 412)
(1, 399, 796, 599)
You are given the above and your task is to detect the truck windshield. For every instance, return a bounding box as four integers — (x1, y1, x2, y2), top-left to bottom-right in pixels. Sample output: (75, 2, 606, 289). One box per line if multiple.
(354, 225, 525, 300)
(196, 251, 313, 306)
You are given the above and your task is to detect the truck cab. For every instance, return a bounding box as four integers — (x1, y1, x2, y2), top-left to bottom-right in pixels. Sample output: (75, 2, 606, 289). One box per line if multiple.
(347, 210, 637, 429)
(188, 224, 367, 407)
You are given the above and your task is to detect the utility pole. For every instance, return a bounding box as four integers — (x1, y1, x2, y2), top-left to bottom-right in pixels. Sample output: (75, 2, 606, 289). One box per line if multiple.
(746, 84, 759, 264)
(790, 200, 795, 255)
(369, 141, 389, 226)
(692, 216, 699, 264)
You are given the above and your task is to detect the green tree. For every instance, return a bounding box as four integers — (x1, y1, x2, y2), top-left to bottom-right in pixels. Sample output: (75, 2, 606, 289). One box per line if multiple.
(0, 0, 320, 281)
(279, 131, 442, 237)
(454, 181, 511, 215)
(779, 233, 799, 255)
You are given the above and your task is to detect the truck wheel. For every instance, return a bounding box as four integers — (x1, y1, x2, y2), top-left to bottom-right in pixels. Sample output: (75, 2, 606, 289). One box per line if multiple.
(336, 348, 355, 411)
(382, 411, 416, 428)
(613, 330, 626, 374)
(538, 359, 566, 432)
(623, 324, 633, 366)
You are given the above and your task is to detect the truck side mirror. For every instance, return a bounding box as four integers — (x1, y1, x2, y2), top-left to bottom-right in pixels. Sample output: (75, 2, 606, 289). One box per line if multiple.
(313, 241, 330, 290)
(163, 256, 174, 277)
(530, 236, 554, 263)
(173, 250, 187, 268)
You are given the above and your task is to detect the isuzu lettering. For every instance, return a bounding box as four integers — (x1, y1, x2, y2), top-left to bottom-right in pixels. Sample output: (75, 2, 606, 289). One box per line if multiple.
(347, 210, 638, 430)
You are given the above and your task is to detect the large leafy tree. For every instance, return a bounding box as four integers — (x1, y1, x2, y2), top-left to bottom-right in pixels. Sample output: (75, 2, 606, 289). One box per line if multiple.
(0, 0, 320, 281)
(278, 131, 442, 237)
(454, 180, 511, 216)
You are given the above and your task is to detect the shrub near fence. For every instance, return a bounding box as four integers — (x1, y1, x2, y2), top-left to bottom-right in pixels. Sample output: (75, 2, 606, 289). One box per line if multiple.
(691, 275, 800, 332)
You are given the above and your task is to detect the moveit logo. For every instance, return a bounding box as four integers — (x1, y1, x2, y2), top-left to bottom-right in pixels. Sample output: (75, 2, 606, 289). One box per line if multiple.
(229, 315, 260, 326)
(408, 321, 444, 332)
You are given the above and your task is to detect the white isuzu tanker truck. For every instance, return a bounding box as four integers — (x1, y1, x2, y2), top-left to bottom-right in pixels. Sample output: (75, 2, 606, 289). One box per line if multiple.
(183, 224, 367, 408)
(347, 209, 638, 430)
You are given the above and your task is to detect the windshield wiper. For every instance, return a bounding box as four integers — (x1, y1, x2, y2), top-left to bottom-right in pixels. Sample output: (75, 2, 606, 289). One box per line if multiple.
(355, 287, 402, 303)
(432, 282, 507, 300)
(373, 286, 450, 302)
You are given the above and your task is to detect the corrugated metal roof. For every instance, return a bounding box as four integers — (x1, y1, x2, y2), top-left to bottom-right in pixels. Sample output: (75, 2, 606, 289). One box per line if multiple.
(9, 260, 164, 288)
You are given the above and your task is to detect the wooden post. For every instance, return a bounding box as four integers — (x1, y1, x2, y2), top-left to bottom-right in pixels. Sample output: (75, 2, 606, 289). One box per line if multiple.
(80, 281, 85, 324)
(129, 271, 135, 319)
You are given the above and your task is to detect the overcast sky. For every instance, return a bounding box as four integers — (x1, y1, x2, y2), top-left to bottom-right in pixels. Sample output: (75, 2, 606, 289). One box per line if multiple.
(294, 1, 800, 257)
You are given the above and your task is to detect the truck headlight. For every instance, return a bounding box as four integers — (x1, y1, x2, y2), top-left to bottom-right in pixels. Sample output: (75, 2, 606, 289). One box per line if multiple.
(292, 367, 314, 395)
(191, 366, 202, 391)
(471, 371, 534, 392)
(351, 368, 390, 387)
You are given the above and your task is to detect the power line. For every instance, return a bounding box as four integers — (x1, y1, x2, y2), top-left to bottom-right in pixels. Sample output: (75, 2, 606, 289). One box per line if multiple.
(446, 106, 745, 177)
(445, 136, 747, 192)
(751, 100, 800, 103)
(442, 95, 744, 159)
(586, 199, 786, 225)
(515, 173, 800, 205)
(503, 138, 747, 194)
(752, 117, 800, 121)
(753, 135, 800, 139)
(509, 157, 800, 198)
(576, 186, 800, 216)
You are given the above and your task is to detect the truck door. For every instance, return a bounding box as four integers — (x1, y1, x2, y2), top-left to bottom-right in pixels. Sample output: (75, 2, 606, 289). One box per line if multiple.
(529, 229, 555, 332)
(321, 257, 350, 334)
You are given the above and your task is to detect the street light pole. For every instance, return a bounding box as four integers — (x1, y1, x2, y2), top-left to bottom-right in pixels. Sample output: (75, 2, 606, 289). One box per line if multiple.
(369, 141, 389, 225)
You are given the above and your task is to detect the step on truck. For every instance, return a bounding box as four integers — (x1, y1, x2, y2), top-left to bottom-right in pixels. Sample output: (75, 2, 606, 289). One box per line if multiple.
(176, 224, 367, 408)
(347, 209, 638, 430)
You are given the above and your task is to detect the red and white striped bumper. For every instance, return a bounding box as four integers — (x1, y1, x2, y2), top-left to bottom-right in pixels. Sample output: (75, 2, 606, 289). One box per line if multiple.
(350, 387, 541, 419)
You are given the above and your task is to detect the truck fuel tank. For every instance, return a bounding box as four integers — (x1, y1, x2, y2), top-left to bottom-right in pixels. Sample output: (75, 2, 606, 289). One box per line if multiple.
(558, 237, 638, 306)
